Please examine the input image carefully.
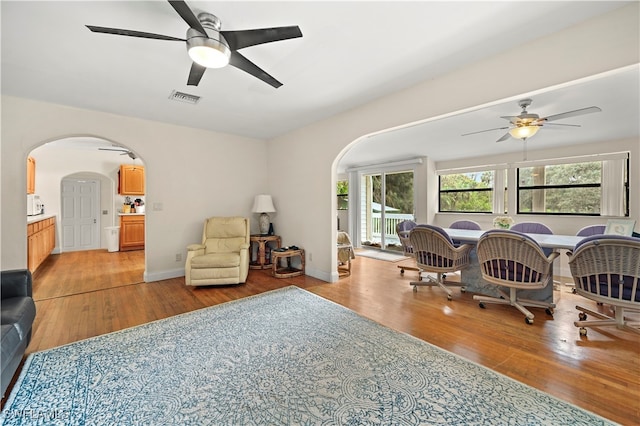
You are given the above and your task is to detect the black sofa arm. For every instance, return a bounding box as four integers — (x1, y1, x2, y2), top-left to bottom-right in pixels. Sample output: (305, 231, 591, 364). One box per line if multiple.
(1, 269, 33, 299)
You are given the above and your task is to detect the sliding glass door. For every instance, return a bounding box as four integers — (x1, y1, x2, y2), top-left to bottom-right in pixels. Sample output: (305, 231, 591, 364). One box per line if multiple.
(360, 170, 414, 252)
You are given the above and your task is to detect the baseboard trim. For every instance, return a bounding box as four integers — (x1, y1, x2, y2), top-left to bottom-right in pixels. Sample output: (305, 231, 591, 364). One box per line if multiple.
(144, 268, 184, 283)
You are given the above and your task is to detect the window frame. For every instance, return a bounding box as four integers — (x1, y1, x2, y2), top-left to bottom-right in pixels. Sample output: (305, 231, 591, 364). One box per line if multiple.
(436, 152, 629, 217)
(438, 170, 497, 214)
(515, 156, 629, 217)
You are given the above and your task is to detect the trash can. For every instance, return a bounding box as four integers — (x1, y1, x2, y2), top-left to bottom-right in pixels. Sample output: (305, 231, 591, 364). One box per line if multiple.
(105, 226, 120, 252)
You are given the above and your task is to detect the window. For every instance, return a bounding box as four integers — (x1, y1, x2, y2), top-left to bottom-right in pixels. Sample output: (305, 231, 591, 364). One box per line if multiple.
(336, 180, 348, 210)
(517, 156, 629, 216)
(439, 171, 495, 213)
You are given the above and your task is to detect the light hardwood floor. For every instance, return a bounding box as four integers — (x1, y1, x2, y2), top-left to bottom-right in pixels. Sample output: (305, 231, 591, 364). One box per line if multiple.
(11, 249, 640, 423)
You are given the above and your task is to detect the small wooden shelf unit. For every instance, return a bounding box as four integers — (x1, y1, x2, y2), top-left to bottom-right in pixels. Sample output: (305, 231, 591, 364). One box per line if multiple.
(272, 249, 305, 278)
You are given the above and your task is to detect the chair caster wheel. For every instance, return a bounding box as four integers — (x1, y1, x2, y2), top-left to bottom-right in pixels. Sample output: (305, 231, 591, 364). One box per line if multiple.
(479, 302, 486, 309)
(447, 295, 452, 301)
(578, 312, 587, 321)
(579, 327, 587, 336)
(400, 269, 405, 275)
(413, 286, 417, 293)
(545, 308, 553, 316)
(525, 317, 534, 325)
(460, 287, 466, 293)
(571, 288, 577, 294)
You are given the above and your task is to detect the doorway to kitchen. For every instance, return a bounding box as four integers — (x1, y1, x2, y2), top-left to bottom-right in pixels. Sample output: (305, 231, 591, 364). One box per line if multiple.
(27, 136, 146, 293)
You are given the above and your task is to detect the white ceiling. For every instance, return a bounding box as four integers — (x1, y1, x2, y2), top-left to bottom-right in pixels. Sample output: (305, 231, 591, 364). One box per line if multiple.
(2, 1, 638, 168)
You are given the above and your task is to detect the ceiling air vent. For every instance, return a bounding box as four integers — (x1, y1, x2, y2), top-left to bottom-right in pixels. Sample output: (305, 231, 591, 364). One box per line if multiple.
(168, 90, 200, 104)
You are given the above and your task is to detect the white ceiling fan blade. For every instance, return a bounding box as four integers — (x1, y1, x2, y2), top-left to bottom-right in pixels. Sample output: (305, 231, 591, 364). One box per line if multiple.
(461, 126, 509, 136)
(543, 106, 602, 122)
(543, 122, 581, 128)
(496, 132, 511, 143)
(500, 115, 519, 125)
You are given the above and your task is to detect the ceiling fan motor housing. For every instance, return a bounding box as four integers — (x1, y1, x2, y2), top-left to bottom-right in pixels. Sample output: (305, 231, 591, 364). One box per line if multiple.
(186, 13, 230, 68)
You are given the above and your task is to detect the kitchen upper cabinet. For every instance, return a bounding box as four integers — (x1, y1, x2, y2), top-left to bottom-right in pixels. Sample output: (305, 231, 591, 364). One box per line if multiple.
(119, 214, 145, 251)
(119, 165, 145, 195)
(27, 156, 36, 194)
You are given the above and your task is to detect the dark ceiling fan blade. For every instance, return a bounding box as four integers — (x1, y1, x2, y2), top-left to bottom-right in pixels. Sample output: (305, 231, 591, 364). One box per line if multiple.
(222, 26, 303, 51)
(229, 51, 282, 88)
(86, 25, 185, 41)
(543, 106, 602, 122)
(187, 62, 207, 86)
(496, 132, 511, 143)
(168, 0, 207, 35)
(461, 126, 509, 136)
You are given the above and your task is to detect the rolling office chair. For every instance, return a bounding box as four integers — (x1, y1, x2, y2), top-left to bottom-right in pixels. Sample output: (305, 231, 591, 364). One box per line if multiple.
(396, 220, 420, 276)
(474, 229, 559, 324)
(576, 225, 606, 237)
(409, 225, 474, 300)
(568, 235, 640, 336)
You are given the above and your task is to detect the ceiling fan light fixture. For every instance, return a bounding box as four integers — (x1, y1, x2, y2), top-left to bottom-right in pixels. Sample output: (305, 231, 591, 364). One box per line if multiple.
(509, 125, 540, 140)
(187, 36, 230, 69)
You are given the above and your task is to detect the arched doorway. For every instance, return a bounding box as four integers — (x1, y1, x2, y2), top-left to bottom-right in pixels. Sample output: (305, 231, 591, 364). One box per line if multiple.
(27, 136, 146, 286)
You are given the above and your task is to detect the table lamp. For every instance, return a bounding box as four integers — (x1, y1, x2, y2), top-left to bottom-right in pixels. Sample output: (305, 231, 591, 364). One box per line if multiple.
(252, 194, 276, 235)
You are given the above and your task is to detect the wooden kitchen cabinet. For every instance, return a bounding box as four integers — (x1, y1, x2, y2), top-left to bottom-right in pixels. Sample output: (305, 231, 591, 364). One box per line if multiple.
(27, 216, 56, 272)
(119, 214, 145, 251)
(27, 156, 36, 194)
(119, 165, 145, 195)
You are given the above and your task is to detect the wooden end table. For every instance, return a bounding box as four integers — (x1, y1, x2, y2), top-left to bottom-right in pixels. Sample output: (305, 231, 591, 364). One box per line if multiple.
(250, 235, 281, 270)
(272, 249, 305, 278)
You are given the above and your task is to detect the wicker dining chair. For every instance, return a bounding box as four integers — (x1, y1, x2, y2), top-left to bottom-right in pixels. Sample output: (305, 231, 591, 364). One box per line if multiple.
(576, 224, 606, 237)
(408, 225, 474, 300)
(396, 220, 417, 256)
(396, 220, 422, 276)
(449, 220, 482, 247)
(474, 229, 559, 324)
(567, 235, 640, 336)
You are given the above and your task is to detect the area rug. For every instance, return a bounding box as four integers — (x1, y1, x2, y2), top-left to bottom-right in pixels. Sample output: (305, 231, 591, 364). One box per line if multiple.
(356, 249, 409, 262)
(1, 287, 613, 425)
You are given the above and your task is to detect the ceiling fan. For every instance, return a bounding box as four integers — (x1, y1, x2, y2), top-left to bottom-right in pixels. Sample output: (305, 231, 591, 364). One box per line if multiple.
(462, 98, 602, 142)
(86, 0, 302, 88)
(99, 147, 137, 160)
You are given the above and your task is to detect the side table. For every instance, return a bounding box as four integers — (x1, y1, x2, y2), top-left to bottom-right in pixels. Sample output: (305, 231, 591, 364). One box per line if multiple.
(272, 249, 305, 278)
(250, 235, 281, 270)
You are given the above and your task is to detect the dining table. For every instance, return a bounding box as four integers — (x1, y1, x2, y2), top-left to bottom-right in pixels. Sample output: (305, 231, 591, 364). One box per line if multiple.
(442, 228, 584, 303)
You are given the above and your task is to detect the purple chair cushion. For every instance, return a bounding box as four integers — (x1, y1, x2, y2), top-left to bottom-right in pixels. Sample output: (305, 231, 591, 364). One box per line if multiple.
(479, 230, 546, 284)
(576, 225, 606, 237)
(511, 222, 553, 234)
(450, 220, 482, 230)
(412, 225, 456, 268)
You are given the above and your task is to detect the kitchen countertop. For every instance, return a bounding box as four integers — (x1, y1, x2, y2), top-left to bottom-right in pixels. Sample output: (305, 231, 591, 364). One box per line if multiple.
(118, 212, 145, 216)
(27, 213, 56, 224)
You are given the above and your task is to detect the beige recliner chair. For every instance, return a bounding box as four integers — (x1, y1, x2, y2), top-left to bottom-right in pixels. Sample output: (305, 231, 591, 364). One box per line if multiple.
(185, 216, 250, 286)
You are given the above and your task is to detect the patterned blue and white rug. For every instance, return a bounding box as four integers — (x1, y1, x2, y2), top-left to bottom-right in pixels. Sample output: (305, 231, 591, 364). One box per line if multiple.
(2, 286, 613, 425)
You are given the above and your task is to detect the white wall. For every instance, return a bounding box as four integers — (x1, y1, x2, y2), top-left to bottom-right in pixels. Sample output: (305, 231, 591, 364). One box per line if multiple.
(1, 97, 268, 281)
(267, 4, 639, 282)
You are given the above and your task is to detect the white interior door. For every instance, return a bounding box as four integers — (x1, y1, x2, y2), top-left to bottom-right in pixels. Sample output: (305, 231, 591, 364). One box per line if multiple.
(61, 179, 100, 251)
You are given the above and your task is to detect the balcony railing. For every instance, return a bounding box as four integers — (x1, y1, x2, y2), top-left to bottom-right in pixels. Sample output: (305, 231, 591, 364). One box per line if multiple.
(365, 213, 414, 245)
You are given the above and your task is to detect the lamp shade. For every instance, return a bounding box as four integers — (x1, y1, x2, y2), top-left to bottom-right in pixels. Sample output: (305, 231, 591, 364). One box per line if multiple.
(252, 195, 276, 213)
(509, 125, 540, 140)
